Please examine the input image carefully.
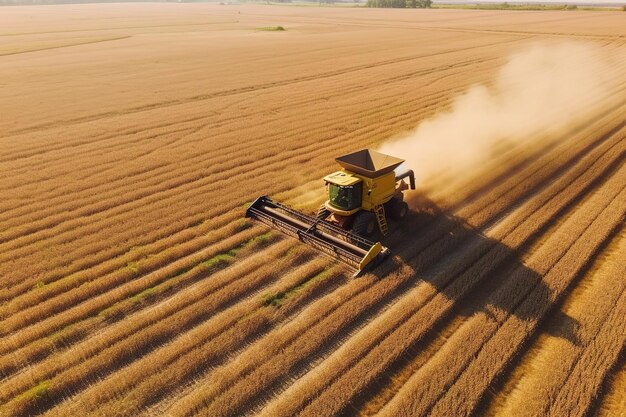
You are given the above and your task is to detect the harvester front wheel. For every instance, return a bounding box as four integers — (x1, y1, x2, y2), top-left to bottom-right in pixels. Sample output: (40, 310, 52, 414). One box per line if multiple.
(389, 200, 409, 220)
(352, 211, 377, 237)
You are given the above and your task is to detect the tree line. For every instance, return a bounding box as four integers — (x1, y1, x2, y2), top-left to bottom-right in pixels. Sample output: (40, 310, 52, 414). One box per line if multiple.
(366, 0, 431, 7)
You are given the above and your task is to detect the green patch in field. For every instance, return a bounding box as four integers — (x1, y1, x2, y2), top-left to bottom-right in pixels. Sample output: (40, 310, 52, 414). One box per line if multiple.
(140, 246, 242, 299)
(130, 252, 238, 306)
(262, 267, 332, 308)
(258, 26, 286, 31)
(173, 264, 195, 277)
(18, 380, 50, 402)
(128, 245, 147, 253)
(99, 232, 280, 319)
(48, 324, 86, 347)
(32, 280, 46, 290)
(261, 292, 281, 307)
(285, 245, 303, 256)
(130, 286, 160, 304)
(201, 252, 237, 270)
(126, 261, 139, 274)
(236, 219, 252, 231)
(247, 232, 276, 248)
(98, 305, 125, 321)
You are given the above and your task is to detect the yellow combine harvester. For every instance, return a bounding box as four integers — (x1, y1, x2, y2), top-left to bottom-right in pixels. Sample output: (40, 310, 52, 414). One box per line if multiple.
(246, 149, 415, 276)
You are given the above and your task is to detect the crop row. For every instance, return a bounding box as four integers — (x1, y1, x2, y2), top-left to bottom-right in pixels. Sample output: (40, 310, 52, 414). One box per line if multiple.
(483, 225, 626, 417)
(166, 109, 626, 416)
(0, 221, 262, 356)
(254, 121, 626, 417)
(45, 260, 345, 416)
(3, 39, 616, 290)
(0, 238, 299, 415)
(388, 161, 626, 417)
(0, 72, 495, 295)
(0, 45, 504, 214)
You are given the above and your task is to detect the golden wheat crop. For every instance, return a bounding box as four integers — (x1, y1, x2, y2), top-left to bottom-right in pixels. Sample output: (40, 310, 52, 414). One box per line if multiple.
(1, 4, 625, 417)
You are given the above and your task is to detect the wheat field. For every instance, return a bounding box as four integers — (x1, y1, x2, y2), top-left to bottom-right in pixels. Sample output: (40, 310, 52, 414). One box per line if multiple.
(0, 3, 625, 417)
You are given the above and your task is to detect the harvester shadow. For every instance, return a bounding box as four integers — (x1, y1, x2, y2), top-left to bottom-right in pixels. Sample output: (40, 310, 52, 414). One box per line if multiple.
(339, 196, 582, 416)
(374, 194, 578, 343)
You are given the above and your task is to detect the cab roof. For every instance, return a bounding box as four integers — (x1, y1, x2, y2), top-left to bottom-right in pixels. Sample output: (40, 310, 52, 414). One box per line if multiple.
(324, 170, 361, 186)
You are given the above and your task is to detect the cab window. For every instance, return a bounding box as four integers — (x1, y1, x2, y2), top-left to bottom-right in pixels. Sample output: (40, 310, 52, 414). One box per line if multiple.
(328, 182, 362, 211)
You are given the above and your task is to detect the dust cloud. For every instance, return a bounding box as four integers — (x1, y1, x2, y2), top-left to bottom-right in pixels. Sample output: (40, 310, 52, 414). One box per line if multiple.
(379, 42, 615, 189)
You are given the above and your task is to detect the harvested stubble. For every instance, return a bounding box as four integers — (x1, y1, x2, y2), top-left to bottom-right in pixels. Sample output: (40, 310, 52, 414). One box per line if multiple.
(0, 51, 507, 293)
(2, 101, 445, 295)
(594, 360, 626, 417)
(257, 121, 626, 417)
(44, 259, 340, 416)
(172, 106, 626, 416)
(0, 239, 296, 415)
(3, 77, 576, 374)
(485, 226, 626, 417)
(1, 4, 626, 417)
(0, 224, 264, 376)
(0, 220, 260, 337)
(387, 160, 626, 417)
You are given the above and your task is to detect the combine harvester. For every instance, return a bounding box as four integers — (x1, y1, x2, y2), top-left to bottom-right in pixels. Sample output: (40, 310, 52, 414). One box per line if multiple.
(246, 149, 415, 276)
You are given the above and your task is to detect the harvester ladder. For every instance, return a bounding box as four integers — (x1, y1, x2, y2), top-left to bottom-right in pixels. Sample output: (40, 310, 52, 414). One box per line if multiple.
(374, 204, 388, 236)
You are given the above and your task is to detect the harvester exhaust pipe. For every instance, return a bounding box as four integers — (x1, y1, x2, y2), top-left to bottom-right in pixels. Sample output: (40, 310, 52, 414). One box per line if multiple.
(396, 169, 416, 190)
(246, 196, 389, 276)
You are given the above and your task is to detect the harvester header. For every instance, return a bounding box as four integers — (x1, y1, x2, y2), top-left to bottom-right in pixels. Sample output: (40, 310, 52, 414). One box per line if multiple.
(246, 149, 415, 276)
(246, 196, 388, 275)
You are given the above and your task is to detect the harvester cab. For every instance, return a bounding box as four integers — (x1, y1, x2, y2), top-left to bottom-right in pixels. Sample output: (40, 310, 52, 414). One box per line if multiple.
(246, 149, 416, 276)
(320, 149, 415, 237)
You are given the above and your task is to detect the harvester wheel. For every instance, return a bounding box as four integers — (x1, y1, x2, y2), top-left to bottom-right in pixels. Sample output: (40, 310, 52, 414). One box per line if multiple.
(317, 206, 330, 221)
(390, 200, 409, 220)
(352, 211, 377, 237)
